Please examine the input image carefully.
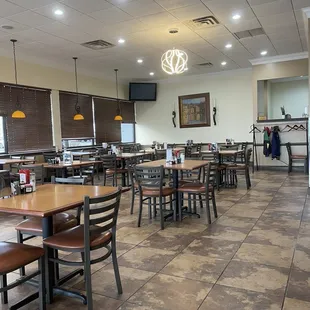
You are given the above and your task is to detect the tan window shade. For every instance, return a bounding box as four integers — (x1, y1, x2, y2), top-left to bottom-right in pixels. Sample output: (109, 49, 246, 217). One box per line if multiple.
(94, 98, 121, 143)
(120, 101, 135, 123)
(59, 92, 94, 138)
(0, 84, 53, 153)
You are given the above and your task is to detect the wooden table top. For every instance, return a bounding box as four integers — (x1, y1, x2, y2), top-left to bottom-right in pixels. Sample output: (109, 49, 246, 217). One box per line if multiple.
(43, 160, 102, 169)
(192, 150, 242, 155)
(0, 184, 118, 217)
(137, 159, 208, 171)
(0, 159, 35, 165)
(117, 153, 149, 159)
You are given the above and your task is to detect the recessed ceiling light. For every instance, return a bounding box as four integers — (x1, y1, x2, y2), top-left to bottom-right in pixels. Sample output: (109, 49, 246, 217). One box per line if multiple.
(150, 72, 154, 76)
(118, 38, 125, 44)
(232, 14, 241, 20)
(221, 61, 227, 66)
(300, 76, 304, 77)
(54, 9, 63, 16)
(225, 43, 232, 49)
(260, 50, 267, 56)
(137, 59, 143, 63)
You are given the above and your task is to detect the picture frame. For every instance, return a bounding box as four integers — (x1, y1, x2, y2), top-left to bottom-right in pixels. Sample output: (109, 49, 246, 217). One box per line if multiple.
(178, 92, 211, 128)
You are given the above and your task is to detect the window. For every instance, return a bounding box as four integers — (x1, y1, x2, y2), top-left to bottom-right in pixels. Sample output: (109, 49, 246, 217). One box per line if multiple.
(0, 116, 6, 153)
(62, 138, 94, 149)
(121, 123, 135, 143)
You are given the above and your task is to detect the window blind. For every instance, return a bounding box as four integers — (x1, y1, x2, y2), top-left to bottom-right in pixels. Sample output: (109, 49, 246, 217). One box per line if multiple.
(0, 84, 53, 152)
(59, 91, 94, 138)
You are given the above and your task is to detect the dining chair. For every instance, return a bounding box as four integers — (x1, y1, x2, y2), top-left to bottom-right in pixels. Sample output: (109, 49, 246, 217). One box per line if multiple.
(68, 157, 96, 185)
(286, 143, 307, 173)
(24, 156, 36, 164)
(10, 155, 23, 172)
(155, 149, 166, 160)
(177, 162, 218, 224)
(0, 242, 46, 310)
(101, 154, 128, 186)
(43, 188, 123, 310)
(135, 165, 176, 230)
(225, 149, 252, 189)
(15, 176, 86, 277)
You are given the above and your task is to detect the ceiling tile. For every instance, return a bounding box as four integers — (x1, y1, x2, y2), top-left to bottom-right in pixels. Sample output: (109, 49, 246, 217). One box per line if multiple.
(272, 38, 303, 53)
(225, 18, 261, 32)
(117, 0, 165, 17)
(251, 0, 293, 17)
(89, 7, 133, 24)
(247, 0, 278, 4)
(139, 12, 178, 27)
(154, 0, 201, 10)
(106, 0, 137, 6)
(241, 34, 278, 57)
(7, 11, 54, 27)
(292, 0, 310, 10)
(195, 25, 231, 40)
(60, 0, 113, 13)
(0, 18, 29, 33)
(7, 0, 56, 10)
(38, 22, 97, 44)
(0, 0, 27, 17)
(207, 33, 239, 50)
(33, 2, 82, 22)
(102, 19, 149, 36)
(169, 3, 212, 21)
(259, 11, 296, 27)
(264, 23, 299, 35)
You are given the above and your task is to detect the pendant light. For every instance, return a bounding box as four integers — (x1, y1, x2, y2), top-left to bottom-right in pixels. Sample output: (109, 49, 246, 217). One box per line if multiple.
(114, 69, 122, 121)
(73, 57, 84, 121)
(11, 39, 26, 119)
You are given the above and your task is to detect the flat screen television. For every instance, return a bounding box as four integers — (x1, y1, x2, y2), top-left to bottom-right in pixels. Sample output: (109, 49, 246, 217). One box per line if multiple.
(129, 83, 157, 101)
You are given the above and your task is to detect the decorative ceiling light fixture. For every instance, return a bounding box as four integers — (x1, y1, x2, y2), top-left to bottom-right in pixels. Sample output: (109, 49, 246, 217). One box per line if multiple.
(114, 69, 122, 121)
(11, 39, 25, 119)
(73, 57, 84, 121)
(161, 48, 188, 75)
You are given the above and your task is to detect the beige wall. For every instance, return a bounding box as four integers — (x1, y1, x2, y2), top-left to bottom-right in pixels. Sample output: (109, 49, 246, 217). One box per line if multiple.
(0, 55, 127, 98)
(0, 54, 128, 149)
(252, 59, 308, 119)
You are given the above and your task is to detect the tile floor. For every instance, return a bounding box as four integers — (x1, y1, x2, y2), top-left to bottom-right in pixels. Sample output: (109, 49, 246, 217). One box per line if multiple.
(1, 171, 310, 309)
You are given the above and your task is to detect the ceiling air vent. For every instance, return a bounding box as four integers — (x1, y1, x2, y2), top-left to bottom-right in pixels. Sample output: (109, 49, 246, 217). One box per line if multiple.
(81, 39, 115, 50)
(234, 27, 265, 40)
(184, 16, 219, 30)
(197, 62, 213, 68)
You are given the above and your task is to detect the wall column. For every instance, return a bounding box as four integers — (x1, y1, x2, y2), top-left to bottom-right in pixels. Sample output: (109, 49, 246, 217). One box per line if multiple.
(51, 90, 62, 150)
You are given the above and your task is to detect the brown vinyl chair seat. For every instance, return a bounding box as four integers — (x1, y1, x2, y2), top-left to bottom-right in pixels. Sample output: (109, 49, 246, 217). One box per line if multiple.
(226, 164, 246, 170)
(43, 225, 112, 251)
(0, 242, 44, 274)
(291, 155, 307, 159)
(142, 187, 175, 197)
(107, 168, 128, 174)
(15, 213, 78, 235)
(177, 182, 212, 193)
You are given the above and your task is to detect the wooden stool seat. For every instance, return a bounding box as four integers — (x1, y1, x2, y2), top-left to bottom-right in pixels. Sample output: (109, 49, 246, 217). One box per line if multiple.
(142, 187, 175, 197)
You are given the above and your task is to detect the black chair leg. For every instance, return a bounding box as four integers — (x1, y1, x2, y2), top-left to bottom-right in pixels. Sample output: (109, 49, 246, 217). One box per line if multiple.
(137, 194, 143, 227)
(17, 232, 26, 276)
(198, 194, 203, 208)
(211, 189, 218, 218)
(288, 159, 292, 173)
(54, 250, 60, 283)
(205, 195, 211, 224)
(130, 188, 135, 214)
(148, 198, 152, 219)
(245, 168, 251, 189)
(84, 247, 93, 310)
(159, 197, 164, 230)
(111, 238, 123, 295)
(0, 275, 8, 304)
(38, 257, 46, 310)
(178, 192, 183, 222)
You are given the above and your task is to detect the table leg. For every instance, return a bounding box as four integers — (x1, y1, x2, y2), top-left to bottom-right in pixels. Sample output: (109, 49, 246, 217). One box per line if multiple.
(172, 170, 179, 220)
(42, 216, 54, 304)
(121, 159, 126, 187)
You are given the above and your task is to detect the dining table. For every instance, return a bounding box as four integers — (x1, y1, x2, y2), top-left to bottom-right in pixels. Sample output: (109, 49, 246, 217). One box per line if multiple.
(137, 159, 209, 218)
(0, 159, 35, 170)
(43, 160, 102, 178)
(192, 150, 244, 163)
(0, 184, 119, 304)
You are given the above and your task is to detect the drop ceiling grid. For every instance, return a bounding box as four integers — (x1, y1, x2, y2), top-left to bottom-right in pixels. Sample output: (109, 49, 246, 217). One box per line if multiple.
(0, 0, 306, 80)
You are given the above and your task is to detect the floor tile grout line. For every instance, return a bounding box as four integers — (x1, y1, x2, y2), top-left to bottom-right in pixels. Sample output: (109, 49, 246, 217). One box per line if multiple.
(280, 186, 308, 310)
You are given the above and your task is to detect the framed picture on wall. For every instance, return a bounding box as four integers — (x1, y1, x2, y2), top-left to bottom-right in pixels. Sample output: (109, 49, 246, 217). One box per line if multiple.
(178, 92, 211, 128)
